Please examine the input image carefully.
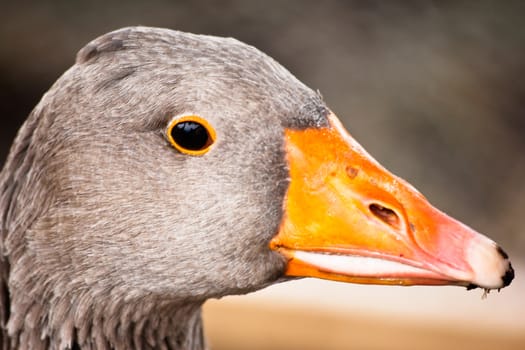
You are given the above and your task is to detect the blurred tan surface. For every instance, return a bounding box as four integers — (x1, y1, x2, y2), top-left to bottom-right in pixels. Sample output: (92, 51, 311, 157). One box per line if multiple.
(205, 303, 523, 350)
(204, 262, 524, 350)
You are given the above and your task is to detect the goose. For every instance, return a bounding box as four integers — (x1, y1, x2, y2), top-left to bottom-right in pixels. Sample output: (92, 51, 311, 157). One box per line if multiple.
(0, 26, 514, 350)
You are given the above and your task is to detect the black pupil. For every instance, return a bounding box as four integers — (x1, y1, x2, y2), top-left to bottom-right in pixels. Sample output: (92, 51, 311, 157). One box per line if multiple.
(172, 121, 210, 151)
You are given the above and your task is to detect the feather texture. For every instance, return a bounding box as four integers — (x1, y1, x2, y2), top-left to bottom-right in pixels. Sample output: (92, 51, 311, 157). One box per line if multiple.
(0, 27, 328, 349)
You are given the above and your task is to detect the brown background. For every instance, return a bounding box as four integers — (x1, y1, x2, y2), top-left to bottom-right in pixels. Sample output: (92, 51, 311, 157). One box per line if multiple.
(1, 1, 524, 349)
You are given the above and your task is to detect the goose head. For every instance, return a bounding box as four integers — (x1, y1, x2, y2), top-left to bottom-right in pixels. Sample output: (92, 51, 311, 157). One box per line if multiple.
(0, 27, 513, 349)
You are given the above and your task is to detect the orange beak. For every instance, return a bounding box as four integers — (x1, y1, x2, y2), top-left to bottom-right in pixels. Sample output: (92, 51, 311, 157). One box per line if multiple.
(270, 113, 514, 290)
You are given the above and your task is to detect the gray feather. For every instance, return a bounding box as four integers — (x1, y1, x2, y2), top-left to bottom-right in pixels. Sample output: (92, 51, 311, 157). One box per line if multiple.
(0, 27, 328, 349)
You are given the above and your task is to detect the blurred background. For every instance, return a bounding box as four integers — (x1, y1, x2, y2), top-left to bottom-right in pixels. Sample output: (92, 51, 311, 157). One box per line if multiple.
(1, 1, 524, 349)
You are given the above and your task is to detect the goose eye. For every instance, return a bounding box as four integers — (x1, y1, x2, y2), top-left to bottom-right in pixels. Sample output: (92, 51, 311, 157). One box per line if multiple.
(167, 115, 216, 155)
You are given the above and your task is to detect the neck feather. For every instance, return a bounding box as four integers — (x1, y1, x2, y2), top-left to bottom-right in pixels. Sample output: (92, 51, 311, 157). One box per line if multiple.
(0, 108, 209, 350)
(4, 284, 206, 350)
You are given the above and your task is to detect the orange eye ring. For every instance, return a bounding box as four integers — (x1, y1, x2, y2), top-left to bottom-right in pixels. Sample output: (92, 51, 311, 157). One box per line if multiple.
(166, 115, 216, 156)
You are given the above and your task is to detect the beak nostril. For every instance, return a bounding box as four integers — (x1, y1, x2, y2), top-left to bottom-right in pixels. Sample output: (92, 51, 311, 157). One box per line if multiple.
(369, 203, 400, 229)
